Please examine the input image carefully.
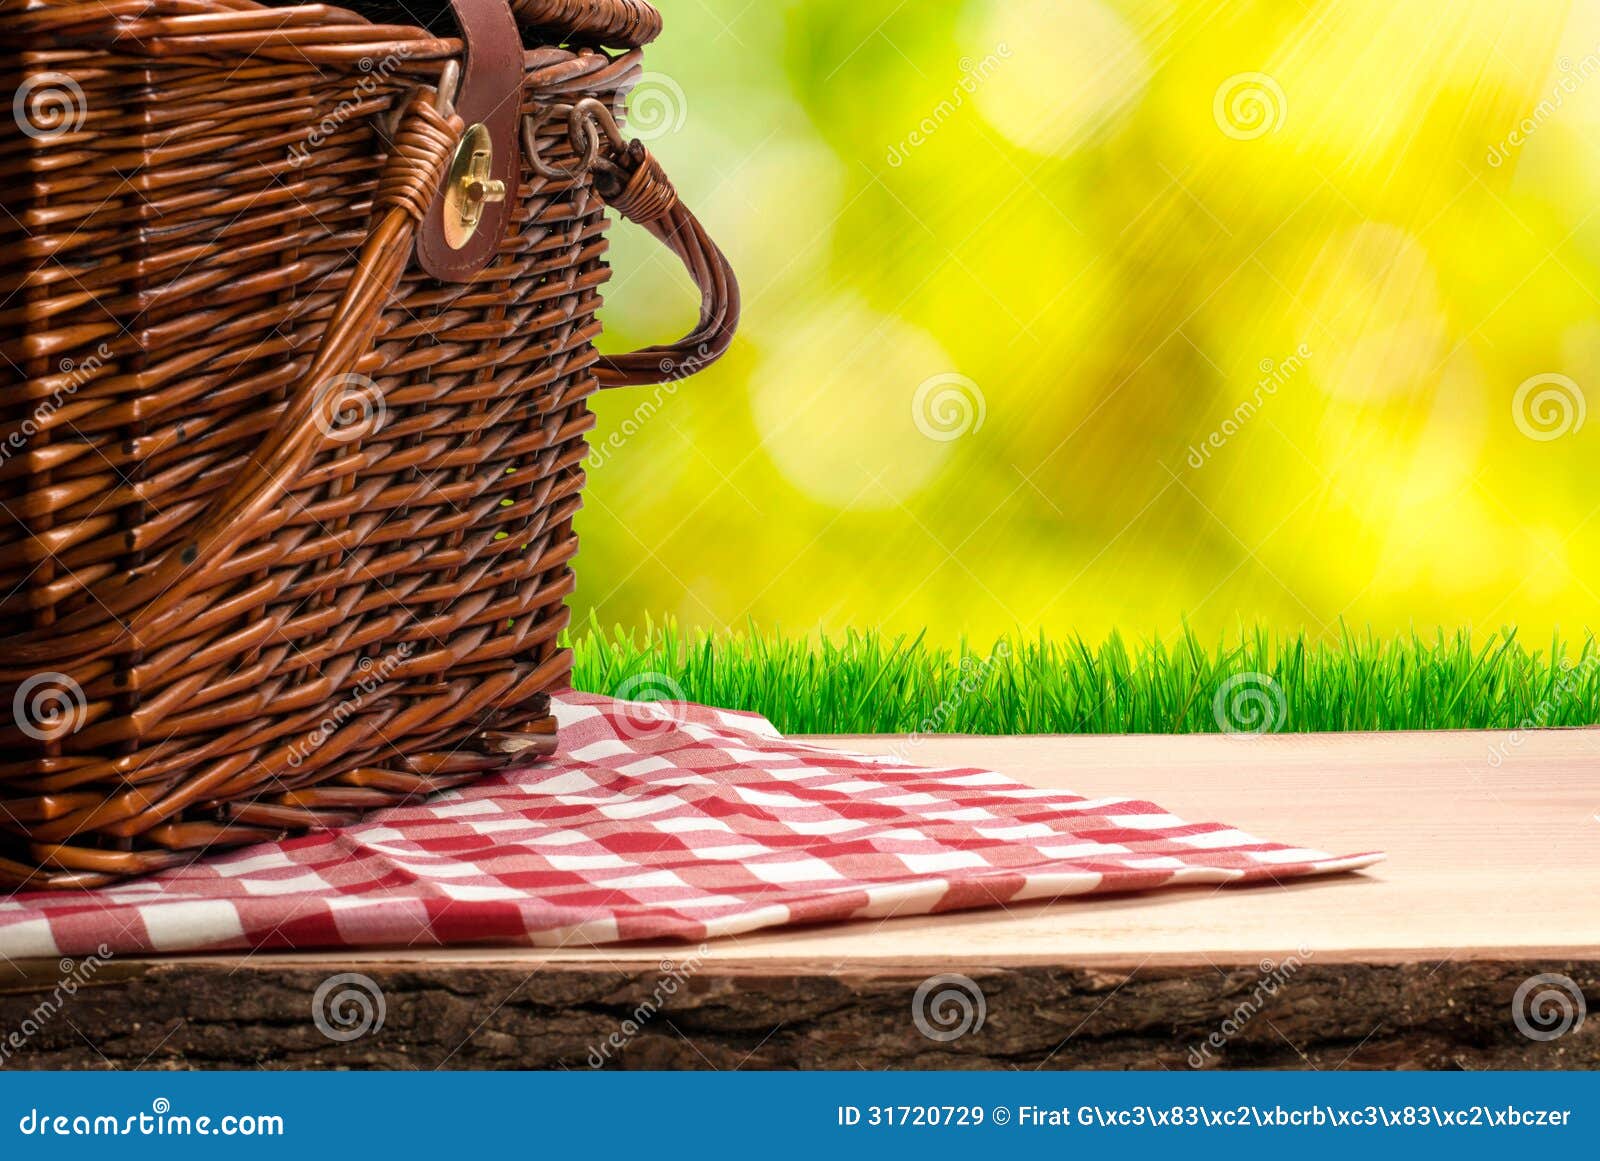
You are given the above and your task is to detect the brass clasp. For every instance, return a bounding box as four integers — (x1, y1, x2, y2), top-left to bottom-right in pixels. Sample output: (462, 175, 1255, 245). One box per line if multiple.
(442, 123, 506, 249)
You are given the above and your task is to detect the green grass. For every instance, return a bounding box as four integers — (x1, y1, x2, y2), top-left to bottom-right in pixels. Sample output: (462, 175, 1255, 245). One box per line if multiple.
(567, 618, 1600, 736)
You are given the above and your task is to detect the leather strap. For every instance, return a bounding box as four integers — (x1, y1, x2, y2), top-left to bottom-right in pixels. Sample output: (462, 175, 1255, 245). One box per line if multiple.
(416, 0, 523, 282)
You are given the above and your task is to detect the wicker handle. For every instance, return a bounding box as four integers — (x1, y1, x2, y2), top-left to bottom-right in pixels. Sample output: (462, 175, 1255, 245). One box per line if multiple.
(567, 100, 740, 389)
(512, 0, 663, 48)
(0, 93, 466, 673)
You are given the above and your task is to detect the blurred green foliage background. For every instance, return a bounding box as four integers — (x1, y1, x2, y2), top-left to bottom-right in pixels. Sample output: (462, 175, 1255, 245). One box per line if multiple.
(579, 0, 1600, 646)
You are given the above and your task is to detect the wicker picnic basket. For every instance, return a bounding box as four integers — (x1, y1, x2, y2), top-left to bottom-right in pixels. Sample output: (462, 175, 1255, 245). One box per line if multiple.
(0, 0, 738, 887)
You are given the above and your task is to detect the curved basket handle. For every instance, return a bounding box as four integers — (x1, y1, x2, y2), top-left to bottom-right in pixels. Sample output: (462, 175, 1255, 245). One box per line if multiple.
(0, 93, 465, 674)
(562, 100, 740, 390)
(512, 0, 663, 48)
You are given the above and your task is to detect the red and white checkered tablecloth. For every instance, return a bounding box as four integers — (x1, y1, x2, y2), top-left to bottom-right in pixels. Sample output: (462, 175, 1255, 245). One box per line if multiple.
(0, 694, 1382, 958)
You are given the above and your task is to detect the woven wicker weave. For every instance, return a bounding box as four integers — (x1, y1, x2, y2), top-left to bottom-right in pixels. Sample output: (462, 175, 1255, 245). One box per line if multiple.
(0, 0, 738, 888)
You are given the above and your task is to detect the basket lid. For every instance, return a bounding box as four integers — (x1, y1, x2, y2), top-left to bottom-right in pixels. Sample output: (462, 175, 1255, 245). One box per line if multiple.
(512, 0, 662, 48)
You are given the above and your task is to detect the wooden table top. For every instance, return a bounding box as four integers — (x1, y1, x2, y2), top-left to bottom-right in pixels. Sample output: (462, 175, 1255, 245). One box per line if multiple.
(201, 725, 1600, 971)
(9, 727, 1597, 1069)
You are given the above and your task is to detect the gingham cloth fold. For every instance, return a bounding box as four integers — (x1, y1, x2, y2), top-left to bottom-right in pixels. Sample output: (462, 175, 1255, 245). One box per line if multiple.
(0, 694, 1382, 958)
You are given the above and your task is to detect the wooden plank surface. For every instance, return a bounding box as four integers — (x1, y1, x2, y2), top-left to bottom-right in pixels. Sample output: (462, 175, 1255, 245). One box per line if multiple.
(171, 725, 1600, 967)
(4, 728, 1598, 1069)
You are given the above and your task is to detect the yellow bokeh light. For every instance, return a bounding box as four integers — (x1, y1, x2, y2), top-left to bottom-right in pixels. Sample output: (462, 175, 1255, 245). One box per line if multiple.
(577, 0, 1600, 644)
(968, 0, 1150, 156)
(750, 297, 959, 510)
(1300, 224, 1447, 403)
